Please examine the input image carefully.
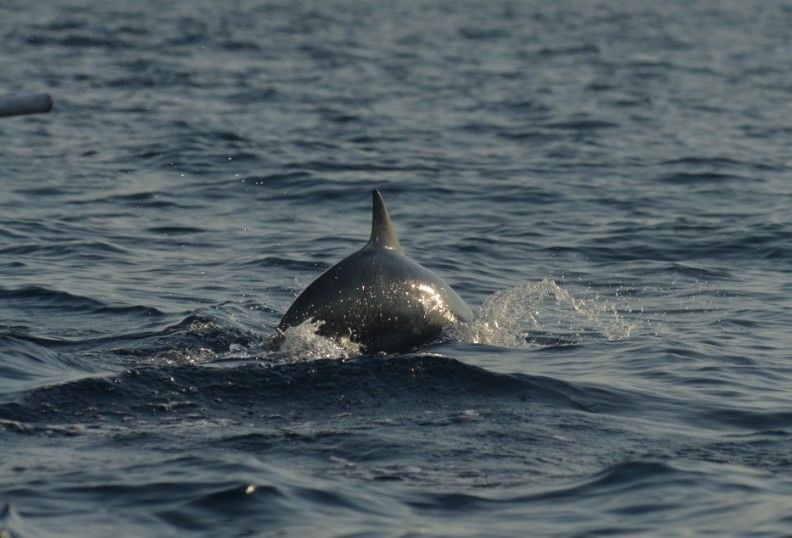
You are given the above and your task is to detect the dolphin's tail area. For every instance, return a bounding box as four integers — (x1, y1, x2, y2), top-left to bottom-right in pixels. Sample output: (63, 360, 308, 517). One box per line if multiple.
(367, 189, 403, 251)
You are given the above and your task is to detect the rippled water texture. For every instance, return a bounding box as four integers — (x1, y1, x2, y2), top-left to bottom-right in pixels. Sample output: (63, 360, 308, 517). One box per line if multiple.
(2, 1, 792, 536)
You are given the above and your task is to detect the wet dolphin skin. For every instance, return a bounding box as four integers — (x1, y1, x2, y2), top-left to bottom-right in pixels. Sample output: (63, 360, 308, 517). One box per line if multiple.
(274, 190, 474, 353)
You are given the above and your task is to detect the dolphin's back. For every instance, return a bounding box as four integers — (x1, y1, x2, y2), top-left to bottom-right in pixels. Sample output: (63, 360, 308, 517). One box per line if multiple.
(275, 190, 473, 353)
(277, 247, 473, 353)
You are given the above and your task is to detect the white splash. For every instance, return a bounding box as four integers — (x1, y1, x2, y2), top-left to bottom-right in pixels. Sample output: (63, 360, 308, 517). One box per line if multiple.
(277, 319, 361, 361)
(145, 347, 217, 366)
(453, 279, 641, 348)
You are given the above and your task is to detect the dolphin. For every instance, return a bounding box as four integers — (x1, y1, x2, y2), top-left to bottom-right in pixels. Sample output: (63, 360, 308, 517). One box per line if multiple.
(273, 189, 474, 353)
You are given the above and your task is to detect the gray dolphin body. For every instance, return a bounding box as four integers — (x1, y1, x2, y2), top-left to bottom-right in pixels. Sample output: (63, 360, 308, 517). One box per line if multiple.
(274, 190, 474, 353)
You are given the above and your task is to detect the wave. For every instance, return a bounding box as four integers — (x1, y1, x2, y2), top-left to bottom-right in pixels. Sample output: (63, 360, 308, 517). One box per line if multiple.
(657, 172, 749, 184)
(406, 461, 692, 513)
(660, 156, 782, 172)
(0, 286, 166, 318)
(234, 256, 330, 271)
(407, 458, 787, 515)
(0, 354, 603, 429)
(0, 240, 128, 258)
(1, 502, 49, 538)
(146, 226, 206, 235)
(0, 335, 96, 403)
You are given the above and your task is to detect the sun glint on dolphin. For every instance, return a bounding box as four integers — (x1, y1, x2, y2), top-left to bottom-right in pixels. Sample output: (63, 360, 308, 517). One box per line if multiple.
(273, 189, 474, 353)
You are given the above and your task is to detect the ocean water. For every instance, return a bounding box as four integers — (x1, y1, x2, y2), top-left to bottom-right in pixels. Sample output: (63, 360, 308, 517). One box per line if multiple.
(1, 0, 791, 535)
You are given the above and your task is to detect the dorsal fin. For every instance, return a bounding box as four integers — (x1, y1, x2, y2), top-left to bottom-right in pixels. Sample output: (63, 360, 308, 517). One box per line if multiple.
(367, 189, 403, 251)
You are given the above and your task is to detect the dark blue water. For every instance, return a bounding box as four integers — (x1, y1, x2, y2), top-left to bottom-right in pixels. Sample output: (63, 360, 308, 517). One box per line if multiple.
(2, 1, 792, 535)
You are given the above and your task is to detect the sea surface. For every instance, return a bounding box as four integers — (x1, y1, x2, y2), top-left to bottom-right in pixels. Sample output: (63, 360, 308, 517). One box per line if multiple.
(1, 1, 791, 536)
